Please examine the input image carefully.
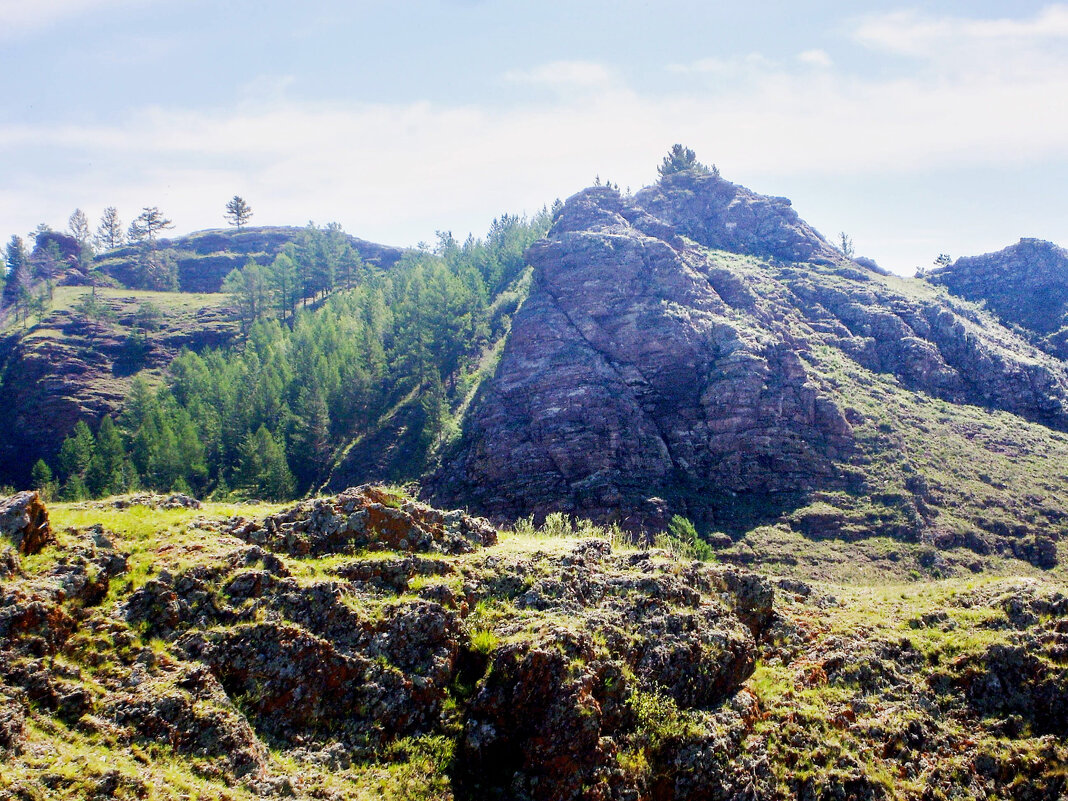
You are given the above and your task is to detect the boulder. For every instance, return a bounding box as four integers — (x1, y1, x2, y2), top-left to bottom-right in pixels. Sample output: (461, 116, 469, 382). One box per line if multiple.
(228, 485, 497, 557)
(0, 492, 53, 555)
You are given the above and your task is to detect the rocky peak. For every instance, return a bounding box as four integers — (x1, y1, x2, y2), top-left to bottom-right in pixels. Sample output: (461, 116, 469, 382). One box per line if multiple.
(927, 237, 1068, 359)
(634, 170, 843, 265)
(432, 172, 1068, 551)
(431, 179, 859, 530)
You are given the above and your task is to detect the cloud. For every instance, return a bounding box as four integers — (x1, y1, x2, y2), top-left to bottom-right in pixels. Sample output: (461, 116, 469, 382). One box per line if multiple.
(853, 5, 1068, 61)
(797, 49, 832, 68)
(5, 54, 1067, 240)
(0, 0, 150, 38)
(2, 8, 1068, 274)
(502, 61, 613, 89)
(666, 53, 777, 76)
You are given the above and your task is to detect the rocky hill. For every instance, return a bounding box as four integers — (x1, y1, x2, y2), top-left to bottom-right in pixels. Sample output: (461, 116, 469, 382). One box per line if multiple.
(0, 288, 238, 487)
(91, 226, 408, 293)
(1, 490, 1065, 800)
(0, 224, 410, 488)
(5, 166, 1068, 579)
(927, 238, 1068, 359)
(431, 171, 1068, 571)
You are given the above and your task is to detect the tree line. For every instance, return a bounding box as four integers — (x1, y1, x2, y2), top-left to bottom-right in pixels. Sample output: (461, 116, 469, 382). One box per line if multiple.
(1, 197, 258, 321)
(33, 209, 553, 502)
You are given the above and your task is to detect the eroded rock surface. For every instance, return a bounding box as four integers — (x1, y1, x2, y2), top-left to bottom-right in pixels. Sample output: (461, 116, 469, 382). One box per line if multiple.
(0, 492, 53, 555)
(433, 176, 1068, 533)
(226, 484, 497, 556)
(928, 238, 1068, 360)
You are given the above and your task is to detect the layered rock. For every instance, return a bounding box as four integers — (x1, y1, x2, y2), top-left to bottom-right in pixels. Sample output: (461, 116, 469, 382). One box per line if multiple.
(432, 185, 856, 529)
(633, 170, 842, 264)
(927, 238, 1068, 360)
(432, 175, 1068, 532)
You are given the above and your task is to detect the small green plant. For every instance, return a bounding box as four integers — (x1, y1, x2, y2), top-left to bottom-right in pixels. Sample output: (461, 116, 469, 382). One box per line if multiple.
(542, 512, 574, 538)
(469, 628, 499, 655)
(654, 515, 715, 561)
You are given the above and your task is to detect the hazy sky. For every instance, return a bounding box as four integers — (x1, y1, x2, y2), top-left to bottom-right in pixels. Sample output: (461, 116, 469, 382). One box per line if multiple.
(2, 0, 1067, 274)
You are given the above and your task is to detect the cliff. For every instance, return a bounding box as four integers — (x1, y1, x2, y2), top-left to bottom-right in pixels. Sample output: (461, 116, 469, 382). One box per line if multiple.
(927, 238, 1068, 359)
(431, 174, 1068, 568)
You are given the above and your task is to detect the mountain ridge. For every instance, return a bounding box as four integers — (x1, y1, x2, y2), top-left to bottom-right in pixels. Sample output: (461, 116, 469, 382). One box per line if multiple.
(430, 172, 1068, 570)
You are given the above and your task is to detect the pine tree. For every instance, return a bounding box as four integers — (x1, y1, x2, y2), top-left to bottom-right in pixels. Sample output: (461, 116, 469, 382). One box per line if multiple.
(59, 420, 96, 482)
(225, 196, 253, 228)
(268, 252, 299, 323)
(128, 207, 174, 244)
(87, 416, 127, 497)
(31, 459, 57, 500)
(657, 144, 712, 178)
(68, 209, 92, 253)
(96, 207, 125, 250)
(238, 425, 295, 500)
(292, 386, 332, 488)
(222, 261, 273, 331)
(3, 236, 30, 313)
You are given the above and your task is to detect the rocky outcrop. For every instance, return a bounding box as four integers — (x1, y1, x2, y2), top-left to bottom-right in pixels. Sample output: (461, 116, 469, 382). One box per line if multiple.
(432, 176, 1068, 533)
(5, 493, 1067, 799)
(225, 484, 497, 556)
(949, 583, 1068, 736)
(91, 492, 203, 510)
(432, 185, 857, 529)
(633, 170, 842, 265)
(927, 238, 1068, 360)
(0, 492, 53, 555)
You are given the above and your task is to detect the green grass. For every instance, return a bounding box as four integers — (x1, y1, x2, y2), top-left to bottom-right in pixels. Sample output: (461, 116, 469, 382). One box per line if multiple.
(8, 489, 1068, 800)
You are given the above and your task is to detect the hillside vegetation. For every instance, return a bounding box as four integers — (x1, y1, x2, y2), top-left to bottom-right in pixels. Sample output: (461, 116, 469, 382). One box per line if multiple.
(4, 155, 1068, 584)
(2, 213, 550, 498)
(0, 491, 1064, 800)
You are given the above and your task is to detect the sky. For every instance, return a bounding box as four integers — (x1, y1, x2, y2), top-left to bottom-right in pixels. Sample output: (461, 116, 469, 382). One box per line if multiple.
(2, 0, 1067, 275)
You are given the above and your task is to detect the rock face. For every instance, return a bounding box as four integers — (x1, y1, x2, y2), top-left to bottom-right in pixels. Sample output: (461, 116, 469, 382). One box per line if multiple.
(431, 184, 856, 529)
(5, 494, 1067, 799)
(432, 176, 1068, 532)
(114, 504, 774, 796)
(634, 170, 842, 265)
(927, 238, 1068, 359)
(0, 492, 53, 555)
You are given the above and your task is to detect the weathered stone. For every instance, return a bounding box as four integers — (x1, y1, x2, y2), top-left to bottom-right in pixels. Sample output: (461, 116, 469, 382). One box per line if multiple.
(107, 661, 267, 778)
(431, 177, 1068, 545)
(107, 492, 202, 510)
(928, 238, 1068, 359)
(431, 185, 857, 529)
(0, 492, 53, 555)
(0, 685, 26, 754)
(227, 484, 497, 557)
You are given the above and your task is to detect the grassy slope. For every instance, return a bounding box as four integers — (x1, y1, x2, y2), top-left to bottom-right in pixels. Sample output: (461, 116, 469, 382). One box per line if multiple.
(3, 499, 1066, 800)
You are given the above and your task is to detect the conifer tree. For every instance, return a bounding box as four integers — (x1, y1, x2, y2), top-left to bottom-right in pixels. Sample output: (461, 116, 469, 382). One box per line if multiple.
(87, 416, 129, 497)
(68, 209, 91, 251)
(128, 207, 174, 244)
(225, 196, 253, 228)
(31, 459, 57, 500)
(268, 251, 299, 323)
(657, 144, 712, 178)
(96, 207, 125, 250)
(238, 425, 295, 500)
